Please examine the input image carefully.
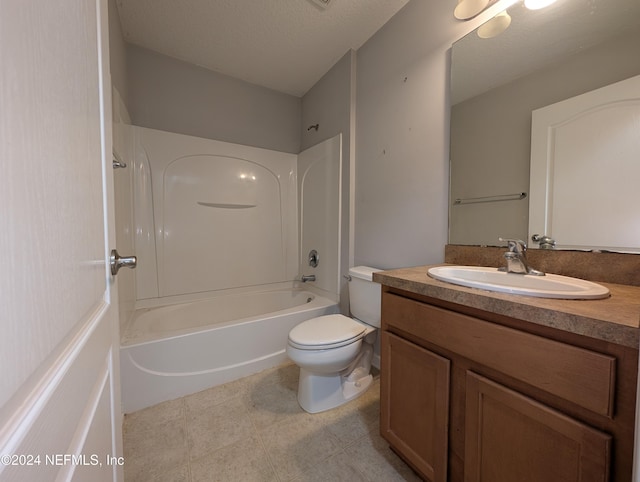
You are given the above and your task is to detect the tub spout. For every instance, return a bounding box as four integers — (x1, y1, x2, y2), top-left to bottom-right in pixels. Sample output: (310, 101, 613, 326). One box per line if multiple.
(301, 274, 316, 282)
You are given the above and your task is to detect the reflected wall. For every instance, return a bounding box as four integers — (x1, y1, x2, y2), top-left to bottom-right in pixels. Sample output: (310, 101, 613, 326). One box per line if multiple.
(450, 29, 640, 246)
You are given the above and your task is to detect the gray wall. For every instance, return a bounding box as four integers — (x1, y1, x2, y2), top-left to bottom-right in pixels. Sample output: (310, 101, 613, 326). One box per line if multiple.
(127, 45, 302, 154)
(108, 0, 128, 106)
(301, 51, 354, 153)
(115, 0, 508, 271)
(301, 50, 355, 313)
(354, 0, 488, 269)
(450, 29, 640, 246)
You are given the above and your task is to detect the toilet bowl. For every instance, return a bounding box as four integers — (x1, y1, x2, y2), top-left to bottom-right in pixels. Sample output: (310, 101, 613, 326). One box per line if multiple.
(286, 266, 381, 413)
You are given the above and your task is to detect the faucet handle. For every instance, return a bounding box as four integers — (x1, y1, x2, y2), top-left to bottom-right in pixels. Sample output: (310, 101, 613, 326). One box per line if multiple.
(498, 237, 527, 253)
(531, 234, 556, 249)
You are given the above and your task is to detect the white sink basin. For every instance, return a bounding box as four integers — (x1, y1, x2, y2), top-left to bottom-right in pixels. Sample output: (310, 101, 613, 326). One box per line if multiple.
(427, 266, 610, 299)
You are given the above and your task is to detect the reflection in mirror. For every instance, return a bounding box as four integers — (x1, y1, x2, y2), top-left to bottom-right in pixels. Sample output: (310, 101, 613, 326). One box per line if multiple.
(529, 75, 640, 253)
(449, 0, 640, 252)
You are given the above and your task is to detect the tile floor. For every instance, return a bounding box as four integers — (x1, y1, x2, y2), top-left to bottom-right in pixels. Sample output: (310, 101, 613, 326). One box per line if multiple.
(122, 362, 422, 481)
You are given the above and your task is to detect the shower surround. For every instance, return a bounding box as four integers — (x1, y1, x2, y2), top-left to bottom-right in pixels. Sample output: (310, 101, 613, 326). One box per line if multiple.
(119, 126, 343, 412)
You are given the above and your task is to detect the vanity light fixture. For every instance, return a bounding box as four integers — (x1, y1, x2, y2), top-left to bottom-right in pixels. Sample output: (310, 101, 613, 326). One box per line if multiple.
(524, 0, 558, 10)
(477, 10, 512, 38)
(454, 0, 490, 20)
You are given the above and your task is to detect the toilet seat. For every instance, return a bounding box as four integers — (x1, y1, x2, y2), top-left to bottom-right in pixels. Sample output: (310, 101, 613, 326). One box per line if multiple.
(288, 314, 369, 350)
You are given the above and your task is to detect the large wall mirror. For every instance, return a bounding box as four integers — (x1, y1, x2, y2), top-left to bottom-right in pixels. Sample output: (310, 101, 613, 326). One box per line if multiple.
(449, 0, 640, 252)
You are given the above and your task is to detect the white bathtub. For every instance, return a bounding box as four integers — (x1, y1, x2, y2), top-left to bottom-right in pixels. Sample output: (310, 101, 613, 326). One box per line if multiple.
(120, 288, 339, 413)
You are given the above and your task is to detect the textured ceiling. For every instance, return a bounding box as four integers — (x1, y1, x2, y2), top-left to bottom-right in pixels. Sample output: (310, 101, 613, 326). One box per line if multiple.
(116, 0, 410, 97)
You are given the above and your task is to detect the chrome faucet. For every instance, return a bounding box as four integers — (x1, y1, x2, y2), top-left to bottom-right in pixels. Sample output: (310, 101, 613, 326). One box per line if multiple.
(531, 234, 556, 250)
(498, 237, 545, 276)
(301, 274, 316, 282)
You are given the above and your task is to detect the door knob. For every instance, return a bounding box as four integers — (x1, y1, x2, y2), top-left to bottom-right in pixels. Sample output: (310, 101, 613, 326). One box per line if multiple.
(110, 249, 137, 275)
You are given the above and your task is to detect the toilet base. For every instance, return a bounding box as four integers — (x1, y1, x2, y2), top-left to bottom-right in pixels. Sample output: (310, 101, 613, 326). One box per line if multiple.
(297, 368, 373, 413)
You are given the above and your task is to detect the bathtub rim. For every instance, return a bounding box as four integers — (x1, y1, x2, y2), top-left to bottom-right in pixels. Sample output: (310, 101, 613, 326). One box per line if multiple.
(134, 280, 337, 310)
(122, 283, 339, 348)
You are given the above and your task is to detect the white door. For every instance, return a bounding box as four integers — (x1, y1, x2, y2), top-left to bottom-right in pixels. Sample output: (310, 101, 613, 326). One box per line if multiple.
(0, 1, 124, 481)
(529, 74, 640, 252)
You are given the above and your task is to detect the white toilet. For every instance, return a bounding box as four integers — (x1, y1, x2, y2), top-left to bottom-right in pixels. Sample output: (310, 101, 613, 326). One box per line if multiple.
(286, 266, 382, 413)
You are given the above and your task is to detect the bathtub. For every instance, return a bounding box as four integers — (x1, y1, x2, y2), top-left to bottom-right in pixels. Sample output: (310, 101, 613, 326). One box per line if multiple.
(120, 288, 339, 413)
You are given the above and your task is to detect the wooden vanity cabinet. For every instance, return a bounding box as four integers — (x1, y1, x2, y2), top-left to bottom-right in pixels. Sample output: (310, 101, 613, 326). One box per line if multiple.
(381, 332, 450, 481)
(380, 287, 638, 482)
(464, 372, 611, 482)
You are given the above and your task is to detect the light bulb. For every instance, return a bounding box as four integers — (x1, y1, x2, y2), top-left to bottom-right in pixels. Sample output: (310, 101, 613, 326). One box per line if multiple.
(454, 0, 490, 20)
(477, 11, 512, 38)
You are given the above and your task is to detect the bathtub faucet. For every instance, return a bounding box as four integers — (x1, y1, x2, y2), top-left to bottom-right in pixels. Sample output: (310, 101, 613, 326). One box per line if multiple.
(301, 274, 316, 282)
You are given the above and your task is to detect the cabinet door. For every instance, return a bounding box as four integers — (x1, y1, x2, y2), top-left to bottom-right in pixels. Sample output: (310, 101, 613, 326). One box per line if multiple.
(465, 372, 611, 482)
(381, 332, 450, 481)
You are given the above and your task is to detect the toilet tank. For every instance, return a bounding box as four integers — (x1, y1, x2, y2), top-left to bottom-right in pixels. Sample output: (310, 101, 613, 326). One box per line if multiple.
(348, 266, 382, 328)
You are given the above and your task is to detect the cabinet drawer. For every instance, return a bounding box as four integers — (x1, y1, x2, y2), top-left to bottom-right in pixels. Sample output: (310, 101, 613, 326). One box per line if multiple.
(382, 292, 616, 417)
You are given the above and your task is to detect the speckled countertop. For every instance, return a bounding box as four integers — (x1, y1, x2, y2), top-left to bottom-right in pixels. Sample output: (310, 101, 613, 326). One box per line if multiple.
(373, 265, 640, 349)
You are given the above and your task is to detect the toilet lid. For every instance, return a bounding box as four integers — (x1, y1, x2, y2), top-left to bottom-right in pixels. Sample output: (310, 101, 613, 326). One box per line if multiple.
(288, 314, 366, 348)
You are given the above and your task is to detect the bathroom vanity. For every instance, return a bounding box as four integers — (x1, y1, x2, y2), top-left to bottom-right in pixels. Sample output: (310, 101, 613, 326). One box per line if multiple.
(374, 265, 640, 482)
